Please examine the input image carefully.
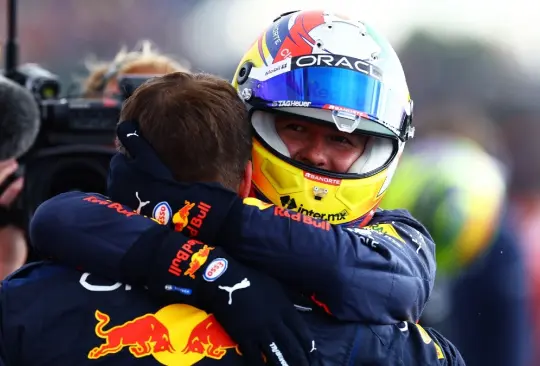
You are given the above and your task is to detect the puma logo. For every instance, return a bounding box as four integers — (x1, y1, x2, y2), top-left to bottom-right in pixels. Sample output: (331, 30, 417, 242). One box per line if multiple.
(134, 192, 150, 214)
(218, 278, 251, 305)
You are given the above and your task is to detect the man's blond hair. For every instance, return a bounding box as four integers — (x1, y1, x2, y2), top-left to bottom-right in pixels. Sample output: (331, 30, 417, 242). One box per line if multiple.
(82, 40, 190, 97)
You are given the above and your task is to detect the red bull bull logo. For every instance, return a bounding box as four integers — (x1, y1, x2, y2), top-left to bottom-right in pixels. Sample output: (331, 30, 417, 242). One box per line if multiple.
(173, 201, 196, 231)
(88, 310, 174, 359)
(184, 245, 214, 279)
(182, 314, 241, 359)
(88, 304, 242, 364)
(172, 200, 212, 237)
(168, 239, 205, 276)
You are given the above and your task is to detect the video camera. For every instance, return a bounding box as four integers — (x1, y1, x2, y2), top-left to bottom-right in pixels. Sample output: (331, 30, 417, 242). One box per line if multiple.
(2, 0, 154, 229)
(14, 69, 148, 219)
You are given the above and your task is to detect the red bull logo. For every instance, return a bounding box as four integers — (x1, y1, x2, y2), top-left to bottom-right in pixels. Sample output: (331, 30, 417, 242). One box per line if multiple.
(83, 195, 137, 217)
(88, 304, 242, 364)
(184, 245, 214, 279)
(168, 239, 205, 276)
(182, 314, 241, 359)
(88, 310, 174, 359)
(172, 201, 196, 231)
(273, 206, 331, 231)
(83, 195, 162, 224)
(172, 200, 212, 237)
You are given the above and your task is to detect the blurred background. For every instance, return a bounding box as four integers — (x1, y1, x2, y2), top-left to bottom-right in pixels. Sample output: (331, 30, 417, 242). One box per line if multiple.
(0, 1, 539, 365)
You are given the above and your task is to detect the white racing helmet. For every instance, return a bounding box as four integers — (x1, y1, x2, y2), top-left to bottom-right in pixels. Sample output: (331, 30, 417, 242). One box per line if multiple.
(232, 10, 414, 225)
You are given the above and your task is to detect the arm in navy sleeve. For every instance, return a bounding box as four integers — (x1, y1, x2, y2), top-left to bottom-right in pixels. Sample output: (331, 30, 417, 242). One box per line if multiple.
(29, 191, 251, 299)
(221, 199, 435, 323)
(30, 192, 159, 283)
(31, 191, 434, 324)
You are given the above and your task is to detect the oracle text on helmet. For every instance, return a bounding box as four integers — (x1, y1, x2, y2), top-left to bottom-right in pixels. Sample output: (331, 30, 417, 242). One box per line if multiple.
(292, 55, 382, 80)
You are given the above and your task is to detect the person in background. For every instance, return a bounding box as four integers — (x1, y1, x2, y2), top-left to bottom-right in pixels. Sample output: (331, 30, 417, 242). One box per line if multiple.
(382, 132, 532, 366)
(0, 76, 40, 279)
(82, 39, 190, 98)
(0, 159, 27, 278)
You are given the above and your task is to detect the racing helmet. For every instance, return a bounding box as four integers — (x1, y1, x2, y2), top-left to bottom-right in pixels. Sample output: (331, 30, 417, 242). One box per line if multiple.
(232, 10, 414, 226)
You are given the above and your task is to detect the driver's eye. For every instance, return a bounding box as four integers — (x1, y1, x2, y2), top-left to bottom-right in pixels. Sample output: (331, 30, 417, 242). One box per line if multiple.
(286, 124, 304, 132)
(330, 135, 352, 145)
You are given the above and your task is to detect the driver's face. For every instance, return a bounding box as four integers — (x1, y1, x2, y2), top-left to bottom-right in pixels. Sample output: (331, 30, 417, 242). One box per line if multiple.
(275, 115, 369, 173)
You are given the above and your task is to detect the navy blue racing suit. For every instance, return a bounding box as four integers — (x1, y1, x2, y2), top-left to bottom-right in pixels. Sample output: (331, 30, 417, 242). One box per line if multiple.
(0, 261, 462, 365)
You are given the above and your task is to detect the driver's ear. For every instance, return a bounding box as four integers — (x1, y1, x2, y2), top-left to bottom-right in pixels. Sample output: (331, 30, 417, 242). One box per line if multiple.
(237, 160, 252, 198)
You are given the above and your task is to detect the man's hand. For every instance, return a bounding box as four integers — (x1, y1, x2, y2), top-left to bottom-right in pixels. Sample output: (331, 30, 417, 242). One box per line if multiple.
(137, 236, 319, 366)
(0, 159, 23, 208)
(201, 263, 318, 366)
(0, 159, 27, 279)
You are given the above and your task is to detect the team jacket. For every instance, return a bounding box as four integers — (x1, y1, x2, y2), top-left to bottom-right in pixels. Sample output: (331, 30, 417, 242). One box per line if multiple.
(0, 261, 464, 365)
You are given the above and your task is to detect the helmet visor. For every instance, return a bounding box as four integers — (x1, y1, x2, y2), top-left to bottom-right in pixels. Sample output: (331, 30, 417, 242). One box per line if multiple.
(242, 56, 408, 138)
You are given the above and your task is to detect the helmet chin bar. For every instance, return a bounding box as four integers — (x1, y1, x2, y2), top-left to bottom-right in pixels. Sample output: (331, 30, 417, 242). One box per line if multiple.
(250, 138, 392, 226)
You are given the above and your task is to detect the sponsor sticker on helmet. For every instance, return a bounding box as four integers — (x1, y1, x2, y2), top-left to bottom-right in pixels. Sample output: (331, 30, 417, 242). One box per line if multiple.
(203, 258, 228, 282)
(271, 100, 312, 107)
(304, 172, 341, 186)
